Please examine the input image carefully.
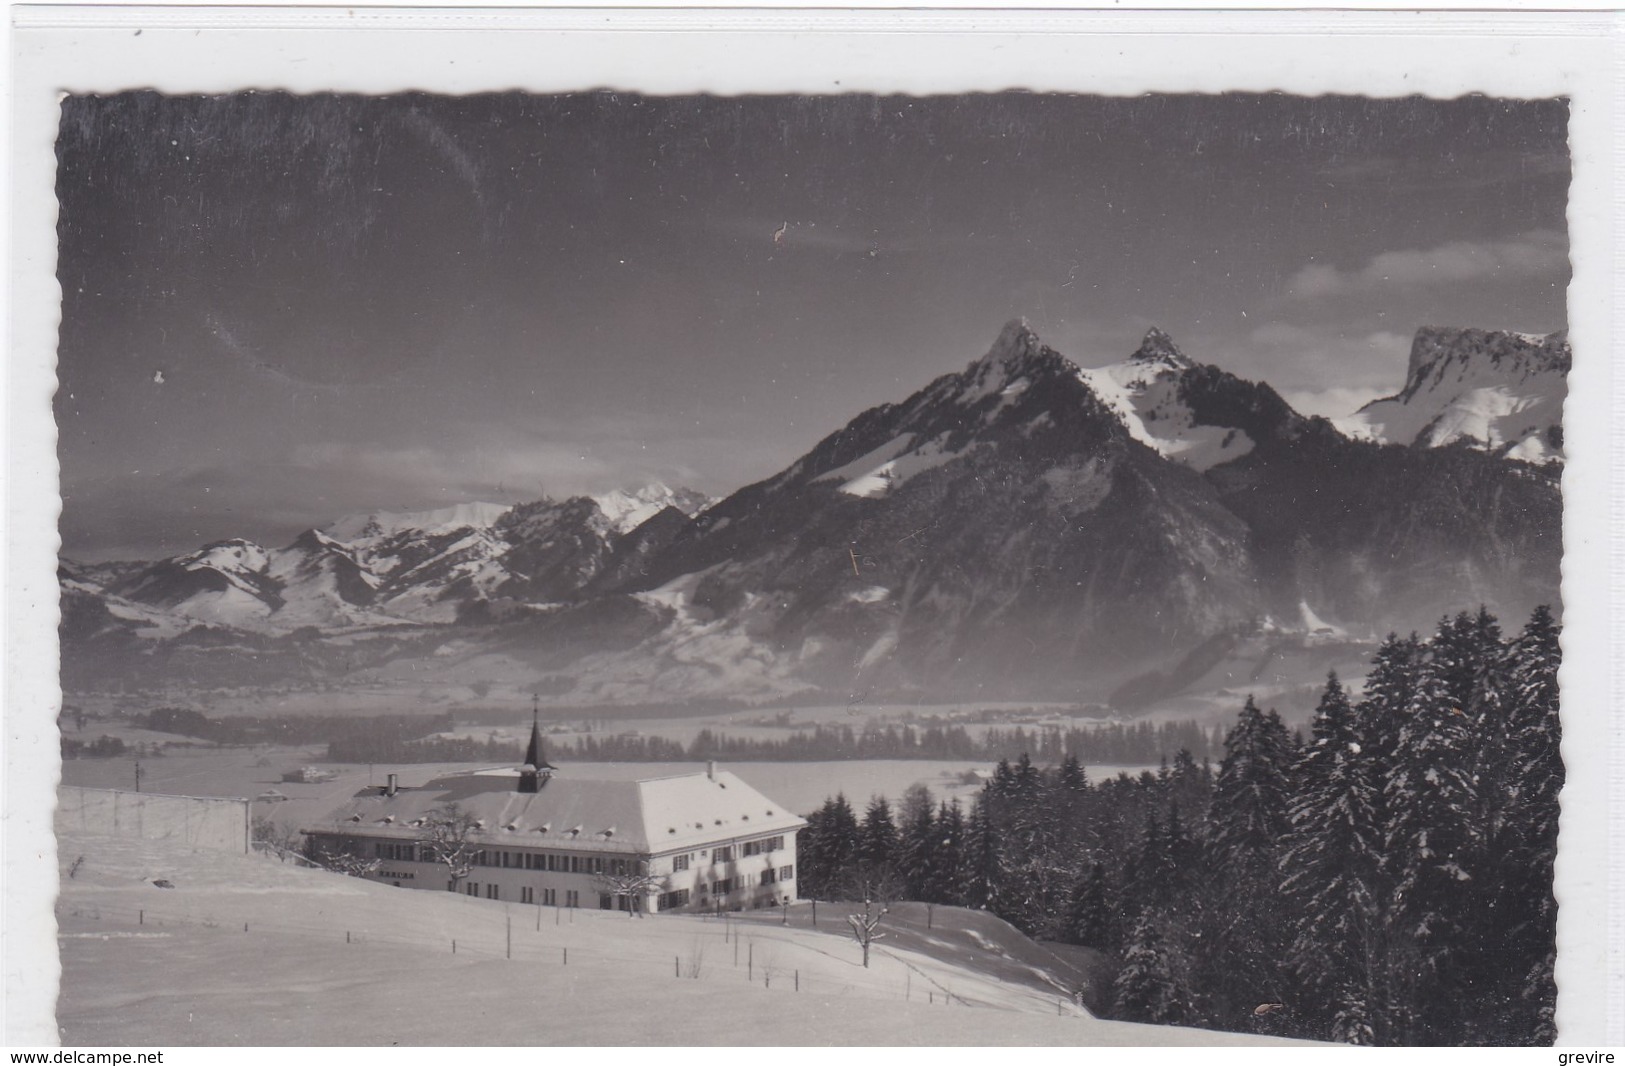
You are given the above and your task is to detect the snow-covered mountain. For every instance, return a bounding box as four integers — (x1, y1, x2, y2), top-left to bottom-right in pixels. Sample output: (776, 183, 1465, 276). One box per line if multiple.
(1336, 326, 1569, 464)
(1076, 326, 1260, 472)
(60, 322, 1562, 706)
(82, 485, 712, 633)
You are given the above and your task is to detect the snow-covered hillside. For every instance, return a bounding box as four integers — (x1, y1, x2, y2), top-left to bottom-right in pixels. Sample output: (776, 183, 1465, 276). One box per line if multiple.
(1336, 326, 1569, 463)
(53, 826, 1307, 1046)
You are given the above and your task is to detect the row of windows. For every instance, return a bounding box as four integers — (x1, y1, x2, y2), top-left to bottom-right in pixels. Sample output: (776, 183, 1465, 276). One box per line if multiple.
(701, 835, 787, 865)
(696, 867, 793, 897)
(451, 876, 793, 911)
(367, 837, 791, 875)
(476, 883, 581, 906)
(373, 842, 632, 876)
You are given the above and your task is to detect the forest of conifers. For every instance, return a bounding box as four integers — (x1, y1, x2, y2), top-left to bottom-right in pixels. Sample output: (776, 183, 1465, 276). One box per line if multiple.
(796, 607, 1562, 1046)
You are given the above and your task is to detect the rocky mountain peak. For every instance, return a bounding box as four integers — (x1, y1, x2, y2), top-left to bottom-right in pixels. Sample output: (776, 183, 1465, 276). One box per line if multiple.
(958, 319, 1076, 400)
(1339, 325, 1569, 463)
(984, 317, 1043, 369)
(1401, 326, 1570, 400)
(1129, 327, 1194, 370)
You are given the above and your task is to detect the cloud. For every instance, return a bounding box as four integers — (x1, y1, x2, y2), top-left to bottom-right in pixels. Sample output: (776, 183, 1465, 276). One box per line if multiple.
(1216, 323, 1413, 396)
(1278, 385, 1391, 420)
(1286, 229, 1569, 299)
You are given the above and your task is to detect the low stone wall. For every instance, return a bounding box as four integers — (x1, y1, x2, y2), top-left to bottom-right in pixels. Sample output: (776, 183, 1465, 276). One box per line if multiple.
(57, 786, 249, 853)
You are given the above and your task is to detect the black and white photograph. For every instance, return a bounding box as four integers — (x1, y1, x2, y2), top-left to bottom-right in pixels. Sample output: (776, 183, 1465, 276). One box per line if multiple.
(7, 9, 1619, 1053)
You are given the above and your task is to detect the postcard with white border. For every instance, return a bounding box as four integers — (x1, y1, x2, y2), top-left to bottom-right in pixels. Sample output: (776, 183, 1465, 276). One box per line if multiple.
(6, 6, 1620, 1052)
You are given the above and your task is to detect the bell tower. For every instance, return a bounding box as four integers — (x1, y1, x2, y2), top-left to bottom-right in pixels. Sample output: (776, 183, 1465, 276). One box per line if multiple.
(518, 695, 555, 794)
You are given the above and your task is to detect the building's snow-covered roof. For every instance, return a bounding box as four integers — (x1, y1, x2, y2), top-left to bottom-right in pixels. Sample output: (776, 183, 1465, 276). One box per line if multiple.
(304, 767, 806, 855)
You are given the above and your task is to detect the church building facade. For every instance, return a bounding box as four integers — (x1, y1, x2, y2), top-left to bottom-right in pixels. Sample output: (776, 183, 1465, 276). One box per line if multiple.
(302, 718, 806, 914)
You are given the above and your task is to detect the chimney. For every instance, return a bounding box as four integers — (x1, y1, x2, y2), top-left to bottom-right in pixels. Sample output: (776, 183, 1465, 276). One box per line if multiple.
(385, 773, 398, 797)
(707, 760, 716, 781)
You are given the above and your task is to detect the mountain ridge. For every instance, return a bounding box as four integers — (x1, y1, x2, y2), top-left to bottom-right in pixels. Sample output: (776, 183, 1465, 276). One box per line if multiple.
(60, 321, 1564, 707)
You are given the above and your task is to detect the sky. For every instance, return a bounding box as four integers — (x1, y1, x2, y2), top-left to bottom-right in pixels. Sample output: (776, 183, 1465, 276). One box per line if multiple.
(55, 91, 1571, 561)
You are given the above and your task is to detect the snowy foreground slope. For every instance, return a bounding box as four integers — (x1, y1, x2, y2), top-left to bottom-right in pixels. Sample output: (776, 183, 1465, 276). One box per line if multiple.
(54, 828, 1305, 1047)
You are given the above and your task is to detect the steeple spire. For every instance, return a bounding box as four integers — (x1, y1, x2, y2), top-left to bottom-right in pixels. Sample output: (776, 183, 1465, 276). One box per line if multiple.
(518, 695, 553, 794)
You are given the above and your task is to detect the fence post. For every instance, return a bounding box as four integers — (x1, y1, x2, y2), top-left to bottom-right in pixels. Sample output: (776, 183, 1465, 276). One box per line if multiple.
(675, 956, 680, 978)
(507, 915, 512, 960)
(453, 939, 457, 954)
(346, 930, 351, 944)
(138, 910, 143, 926)
(563, 947, 568, 966)
(795, 969, 799, 992)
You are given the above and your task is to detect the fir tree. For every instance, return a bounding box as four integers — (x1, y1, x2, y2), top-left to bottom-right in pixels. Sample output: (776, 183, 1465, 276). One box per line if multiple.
(1068, 861, 1116, 949)
(1113, 914, 1191, 1025)
(960, 794, 1006, 913)
(805, 793, 861, 899)
(896, 785, 937, 902)
(925, 799, 966, 905)
(1198, 696, 1294, 1025)
(1357, 633, 1422, 776)
(1059, 753, 1090, 793)
(1499, 605, 1562, 1044)
(1382, 628, 1482, 1044)
(1279, 672, 1383, 1042)
(858, 795, 900, 887)
(1207, 696, 1294, 866)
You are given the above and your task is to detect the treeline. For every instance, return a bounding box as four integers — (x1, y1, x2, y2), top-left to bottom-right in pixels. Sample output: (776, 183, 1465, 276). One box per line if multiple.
(139, 706, 463, 749)
(61, 734, 130, 759)
(797, 606, 1562, 1046)
(322, 718, 1220, 765)
(327, 731, 525, 763)
(558, 720, 1219, 764)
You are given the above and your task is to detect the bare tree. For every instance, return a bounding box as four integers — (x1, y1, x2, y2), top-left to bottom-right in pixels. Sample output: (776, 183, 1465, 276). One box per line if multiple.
(306, 836, 381, 879)
(422, 803, 482, 892)
(252, 816, 304, 862)
(593, 860, 666, 918)
(847, 896, 888, 969)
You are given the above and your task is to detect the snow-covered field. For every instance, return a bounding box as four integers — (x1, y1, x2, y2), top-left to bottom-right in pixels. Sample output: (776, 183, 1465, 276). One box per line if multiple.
(54, 828, 1304, 1046)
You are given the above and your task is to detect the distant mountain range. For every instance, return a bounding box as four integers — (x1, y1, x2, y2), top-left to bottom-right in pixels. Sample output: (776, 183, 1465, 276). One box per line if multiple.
(60, 322, 1565, 708)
